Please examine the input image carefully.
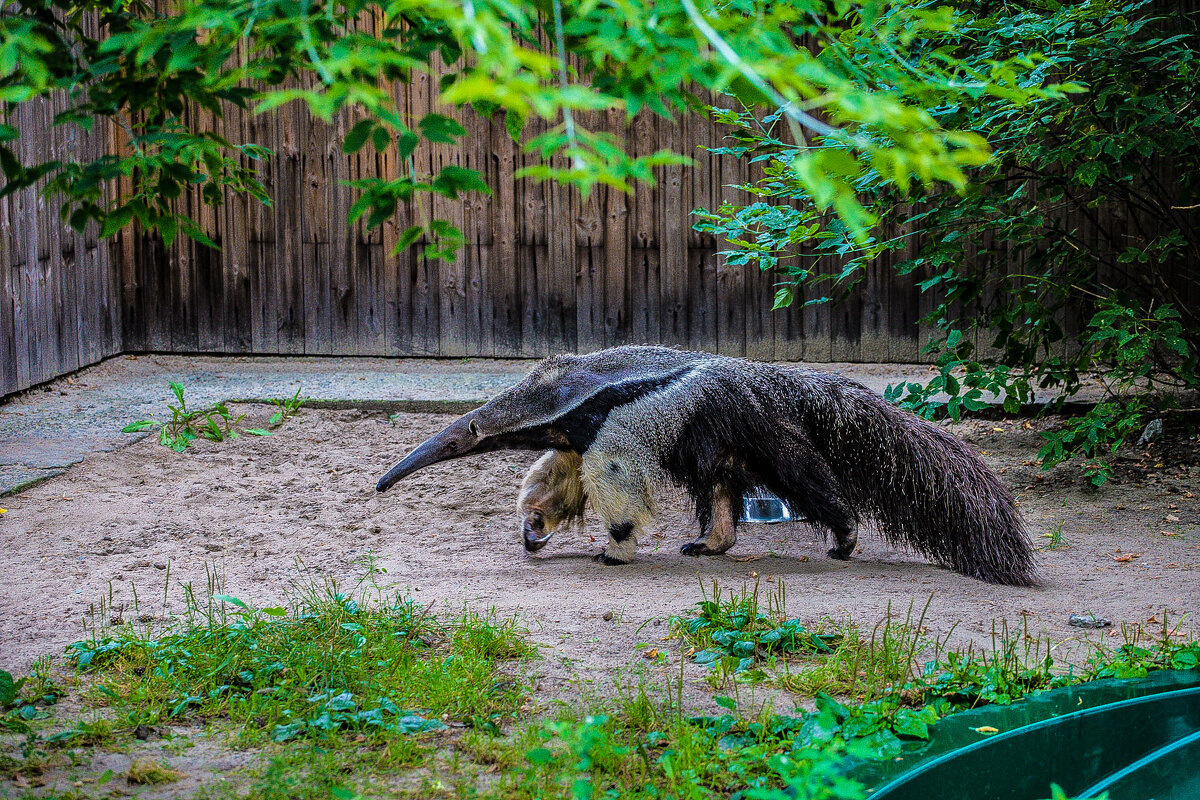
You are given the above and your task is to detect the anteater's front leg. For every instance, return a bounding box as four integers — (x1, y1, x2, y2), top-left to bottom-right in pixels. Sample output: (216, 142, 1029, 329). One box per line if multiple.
(681, 488, 737, 556)
(518, 450, 586, 552)
(581, 450, 652, 565)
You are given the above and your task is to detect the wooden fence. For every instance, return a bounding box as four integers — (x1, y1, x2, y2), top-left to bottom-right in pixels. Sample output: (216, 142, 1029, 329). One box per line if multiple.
(1, 84, 123, 399)
(2, 35, 946, 401)
(115, 89, 929, 357)
(2, 88, 930, 398)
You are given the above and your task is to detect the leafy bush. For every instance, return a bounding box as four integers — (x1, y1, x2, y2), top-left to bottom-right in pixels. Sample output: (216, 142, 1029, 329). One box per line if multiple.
(697, 0, 1199, 483)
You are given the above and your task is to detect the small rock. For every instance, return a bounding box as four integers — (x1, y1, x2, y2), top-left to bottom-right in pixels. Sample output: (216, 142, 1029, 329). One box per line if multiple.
(153, 562, 166, 570)
(1069, 613, 1112, 629)
(134, 724, 157, 740)
(602, 611, 613, 622)
(1137, 418, 1164, 446)
(1165, 514, 1180, 523)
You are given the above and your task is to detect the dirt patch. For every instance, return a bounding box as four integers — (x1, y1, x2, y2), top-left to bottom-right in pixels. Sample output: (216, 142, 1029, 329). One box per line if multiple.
(1, 408, 1198, 707)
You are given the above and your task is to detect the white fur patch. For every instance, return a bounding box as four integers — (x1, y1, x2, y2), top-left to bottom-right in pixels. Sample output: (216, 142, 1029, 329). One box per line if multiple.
(604, 534, 638, 563)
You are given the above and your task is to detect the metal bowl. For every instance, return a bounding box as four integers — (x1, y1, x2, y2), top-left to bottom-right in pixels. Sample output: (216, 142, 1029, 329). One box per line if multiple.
(741, 489, 794, 523)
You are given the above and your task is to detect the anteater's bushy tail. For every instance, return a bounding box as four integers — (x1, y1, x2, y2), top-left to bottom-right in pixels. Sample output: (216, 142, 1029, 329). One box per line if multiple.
(672, 362, 1037, 586)
(791, 370, 1038, 586)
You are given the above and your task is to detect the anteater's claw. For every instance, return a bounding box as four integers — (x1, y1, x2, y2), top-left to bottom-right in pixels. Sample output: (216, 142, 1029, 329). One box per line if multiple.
(680, 542, 716, 557)
(827, 546, 854, 561)
(593, 551, 628, 566)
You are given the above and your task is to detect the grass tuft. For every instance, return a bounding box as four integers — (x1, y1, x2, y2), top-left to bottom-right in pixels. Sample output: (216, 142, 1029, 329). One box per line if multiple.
(67, 581, 535, 746)
(776, 607, 929, 701)
(128, 758, 184, 785)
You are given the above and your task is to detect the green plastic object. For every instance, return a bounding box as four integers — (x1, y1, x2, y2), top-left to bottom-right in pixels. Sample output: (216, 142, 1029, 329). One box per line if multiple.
(856, 669, 1200, 800)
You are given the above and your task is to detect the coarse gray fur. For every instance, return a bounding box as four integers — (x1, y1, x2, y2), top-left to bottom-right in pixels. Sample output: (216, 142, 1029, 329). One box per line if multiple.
(377, 345, 1038, 586)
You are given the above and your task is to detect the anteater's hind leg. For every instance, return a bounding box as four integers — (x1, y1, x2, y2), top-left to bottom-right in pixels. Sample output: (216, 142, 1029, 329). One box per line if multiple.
(766, 447, 860, 562)
(580, 450, 652, 565)
(681, 488, 737, 556)
(518, 450, 587, 552)
(827, 522, 858, 560)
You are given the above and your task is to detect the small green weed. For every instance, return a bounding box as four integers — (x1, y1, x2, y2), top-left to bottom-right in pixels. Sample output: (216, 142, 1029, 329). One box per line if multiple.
(671, 580, 929, 700)
(127, 758, 183, 785)
(491, 675, 910, 799)
(679, 581, 1199, 712)
(922, 614, 1199, 710)
(10, 578, 1198, 800)
(777, 604, 930, 702)
(670, 579, 840, 687)
(269, 387, 306, 428)
(490, 597, 1199, 800)
(1041, 521, 1069, 550)
(921, 618, 1066, 708)
(121, 382, 297, 450)
(1086, 614, 1200, 678)
(1, 658, 63, 734)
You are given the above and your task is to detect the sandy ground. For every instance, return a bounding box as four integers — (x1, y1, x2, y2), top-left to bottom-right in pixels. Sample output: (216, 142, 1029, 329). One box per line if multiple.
(1, 406, 1198, 712)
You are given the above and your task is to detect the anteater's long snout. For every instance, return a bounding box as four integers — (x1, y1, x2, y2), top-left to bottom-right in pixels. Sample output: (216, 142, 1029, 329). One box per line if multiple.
(376, 416, 479, 492)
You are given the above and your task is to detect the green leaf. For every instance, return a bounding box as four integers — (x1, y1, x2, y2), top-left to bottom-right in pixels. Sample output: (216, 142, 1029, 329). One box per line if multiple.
(396, 131, 420, 160)
(845, 729, 903, 760)
(0, 670, 15, 706)
(100, 206, 134, 238)
(343, 119, 375, 154)
(212, 594, 251, 611)
(371, 125, 391, 153)
(893, 712, 931, 740)
(431, 165, 490, 198)
(418, 113, 465, 144)
(158, 216, 178, 249)
(525, 746, 554, 765)
(396, 225, 423, 253)
(243, 428, 273, 436)
(121, 420, 157, 433)
(505, 110, 525, 142)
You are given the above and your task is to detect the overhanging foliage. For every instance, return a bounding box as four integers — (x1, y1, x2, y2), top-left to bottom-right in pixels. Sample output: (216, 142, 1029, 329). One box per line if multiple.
(1, 0, 1069, 258)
